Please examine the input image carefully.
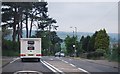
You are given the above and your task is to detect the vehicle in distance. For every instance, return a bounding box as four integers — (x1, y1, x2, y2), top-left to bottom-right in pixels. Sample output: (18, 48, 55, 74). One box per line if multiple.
(55, 52, 65, 57)
(20, 38, 42, 62)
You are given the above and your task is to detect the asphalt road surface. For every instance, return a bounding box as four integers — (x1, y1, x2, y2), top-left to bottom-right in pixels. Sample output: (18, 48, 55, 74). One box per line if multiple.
(2, 56, 119, 74)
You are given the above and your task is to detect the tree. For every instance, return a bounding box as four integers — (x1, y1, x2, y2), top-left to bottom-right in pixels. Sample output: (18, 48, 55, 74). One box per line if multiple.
(79, 36, 84, 50)
(50, 31, 62, 54)
(2, 2, 57, 41)
(2, 2, 20, 42)
(64, 35, 78, 56)
(95, 29, 109, 51)
(33, 31, 62, 55)
(82, 35, 91, 52)
(2, 27, 12, 40)
(87, 31, 98, 52)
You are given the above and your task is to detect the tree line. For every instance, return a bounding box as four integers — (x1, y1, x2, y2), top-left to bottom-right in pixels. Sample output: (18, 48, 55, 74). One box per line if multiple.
(2, 2, 61, 56)
(2, 2, 57, 42)
(64, 29, 110, 58)
(32, 31, 63, 55)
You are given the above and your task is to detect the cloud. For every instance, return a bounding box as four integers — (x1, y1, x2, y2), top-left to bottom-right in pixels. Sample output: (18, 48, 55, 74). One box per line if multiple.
(48, 2, 118, 33)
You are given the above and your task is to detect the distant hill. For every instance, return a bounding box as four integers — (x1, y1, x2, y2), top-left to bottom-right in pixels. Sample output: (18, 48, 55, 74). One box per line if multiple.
(4, 30, 118, 42)
(56, 31, 118, 42)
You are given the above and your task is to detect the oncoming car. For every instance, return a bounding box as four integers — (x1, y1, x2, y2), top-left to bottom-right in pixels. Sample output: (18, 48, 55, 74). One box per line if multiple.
(55, 52, 65, 57)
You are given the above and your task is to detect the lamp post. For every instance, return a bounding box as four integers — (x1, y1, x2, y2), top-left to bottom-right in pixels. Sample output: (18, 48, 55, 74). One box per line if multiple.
(70, 26, 77, 57)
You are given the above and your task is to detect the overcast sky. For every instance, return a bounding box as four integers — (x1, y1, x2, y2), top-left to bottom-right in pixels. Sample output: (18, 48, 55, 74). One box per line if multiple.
(47, 2, 118, 33)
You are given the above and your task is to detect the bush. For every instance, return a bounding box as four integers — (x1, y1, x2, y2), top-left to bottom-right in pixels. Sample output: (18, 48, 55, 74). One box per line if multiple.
(86, 50, 104, 59)
(105, 47, 120, 62)
(2, 50, 19, 56)
(2, 39, 19, 56)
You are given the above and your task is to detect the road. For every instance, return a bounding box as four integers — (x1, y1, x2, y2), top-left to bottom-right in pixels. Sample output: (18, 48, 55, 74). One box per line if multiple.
(2, 56, 119, 74)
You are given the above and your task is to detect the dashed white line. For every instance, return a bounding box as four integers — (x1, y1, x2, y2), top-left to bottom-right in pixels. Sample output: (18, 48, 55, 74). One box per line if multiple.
(56, 57, 90, 74)
(61, 60, 68, 63)
(70, 64, 76, 67)
(78, 68, 90, 74)
(57, 58, 68, 64)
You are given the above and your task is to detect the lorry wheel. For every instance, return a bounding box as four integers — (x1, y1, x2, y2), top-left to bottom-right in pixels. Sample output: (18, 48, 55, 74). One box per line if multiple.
(21, 58, 24, 62)
(38, 58, 40, 62)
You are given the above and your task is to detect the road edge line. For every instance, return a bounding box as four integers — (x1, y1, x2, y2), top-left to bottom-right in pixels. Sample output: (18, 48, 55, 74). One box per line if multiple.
(10, 57, 20, 64)
(2, 57, 19, 68)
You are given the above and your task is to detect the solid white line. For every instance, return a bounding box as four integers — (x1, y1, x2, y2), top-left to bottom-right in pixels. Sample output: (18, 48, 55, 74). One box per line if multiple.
(40, 60, 57, 72)
(43, 61, 63, 73)
(10, 57, 20, 64)
(78, 68, 90, 74)
(70, 64, 76, 67)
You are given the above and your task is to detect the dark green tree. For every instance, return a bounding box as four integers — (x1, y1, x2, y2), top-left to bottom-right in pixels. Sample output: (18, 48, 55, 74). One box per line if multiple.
(2, 2, 56, 40)
(95, 29, 109, 51)
(82, 35, 91, 52)
(33, 31, 62, 55)
(50, 31, 63, 54)
(87, 31, 98, 52)
(64, 35, 78, 56)
(79, 36, 84, 50)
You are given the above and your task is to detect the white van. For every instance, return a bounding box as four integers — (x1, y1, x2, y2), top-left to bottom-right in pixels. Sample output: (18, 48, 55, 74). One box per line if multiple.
(20, 38, 42, 62)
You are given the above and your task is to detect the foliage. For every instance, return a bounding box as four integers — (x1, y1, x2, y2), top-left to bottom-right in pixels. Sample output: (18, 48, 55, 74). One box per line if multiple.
(87, 31, 98, 52)
(86, 51, 104, 59)
(2, 39, 19, 56)
(2, 2, 56, 41)
(32, 31, 63, 55)
(2, 27, 12, 40)
(64, 35, 78, 56)
(76, 29, 110, 59)
(105, 47, 119, 62)
(82, 35, 91, 52)
(2, 2, 57, 56)
(95, 29, 109, 51)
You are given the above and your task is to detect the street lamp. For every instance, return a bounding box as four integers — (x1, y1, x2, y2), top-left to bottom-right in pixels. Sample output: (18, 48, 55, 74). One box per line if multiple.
(70, 26, 77, 57)
(70, 27, 77, 37)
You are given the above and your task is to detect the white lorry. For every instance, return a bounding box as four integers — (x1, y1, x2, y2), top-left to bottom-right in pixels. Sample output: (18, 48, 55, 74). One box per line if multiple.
(20, 38, 42, 62)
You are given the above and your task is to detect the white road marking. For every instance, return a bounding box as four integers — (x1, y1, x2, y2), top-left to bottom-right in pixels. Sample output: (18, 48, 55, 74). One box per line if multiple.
(70, 64, 76, 67)
(56, 57, 68, 64)
(43, 61, 63, 73)
(61, 60, 69, 64)
(50, 58, 53, 61)
(41, 60, 65, 74)
(10, 57, 20, 64)
(13, 70, 42, 74)
(64, 61, 68, 64)
(55, 57, 90, 74)
(78, 68, 90, 74)
(41, 60, 57, 73)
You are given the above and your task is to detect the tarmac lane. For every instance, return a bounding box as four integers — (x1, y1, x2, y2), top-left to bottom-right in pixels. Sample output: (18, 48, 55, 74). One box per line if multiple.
(2, 58, 54, 74)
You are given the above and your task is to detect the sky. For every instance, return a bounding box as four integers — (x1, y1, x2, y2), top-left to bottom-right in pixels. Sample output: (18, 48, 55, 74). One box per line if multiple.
(1, 0, 119, 33)
(46, 1, 118, 33)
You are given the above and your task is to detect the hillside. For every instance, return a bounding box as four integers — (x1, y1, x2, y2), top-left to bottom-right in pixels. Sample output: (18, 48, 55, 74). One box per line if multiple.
(4, 30, 118, 42)
(56, 31, 118, 42)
